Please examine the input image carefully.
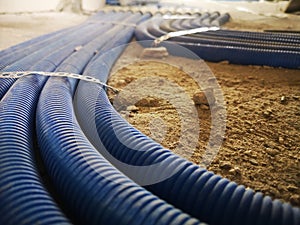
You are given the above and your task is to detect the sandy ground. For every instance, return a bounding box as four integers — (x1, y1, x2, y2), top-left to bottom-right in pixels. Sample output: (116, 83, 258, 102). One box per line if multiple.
(0, 2, 299, 207)
(108, 43, 300, 207)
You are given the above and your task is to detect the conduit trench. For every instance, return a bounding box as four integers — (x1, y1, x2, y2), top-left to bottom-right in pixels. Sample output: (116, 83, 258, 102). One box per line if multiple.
(0, 9, 299, 225)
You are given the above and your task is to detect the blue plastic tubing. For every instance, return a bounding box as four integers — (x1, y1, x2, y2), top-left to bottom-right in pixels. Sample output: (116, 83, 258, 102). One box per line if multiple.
(0, 11, 107, 65)
(0, 11, 122, 100)
(0, 15, 102, 225)
(74, 16, 300, 225)
(35, 11, 205, 225)
(134, 15, 300, 68)
(0, 11, 162, 225)
(0, 11, 126, 224)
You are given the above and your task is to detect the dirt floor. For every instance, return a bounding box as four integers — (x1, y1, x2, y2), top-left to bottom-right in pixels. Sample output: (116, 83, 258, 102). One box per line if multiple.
(106, 12, 300, 207)
(108, 48, 300, 207)
(0, 2, 299, 207)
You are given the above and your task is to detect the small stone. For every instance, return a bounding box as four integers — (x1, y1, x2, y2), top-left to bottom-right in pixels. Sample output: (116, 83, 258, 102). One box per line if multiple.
(230, 79, 242, 85)
(293, 96, 299, 100)
(280, 96, 287, 104)
(265, 148, 279, 157)
(200, 104, 210, 110)
(117, 79, 127, 85)
(278, 136, 284, 144)
(220, 161, 232, 170)
(264, 141, 274, 148)
(193, 91, 208, 105)
(245, 120, 252, 125)
(229, 167, 242, 176)
(249, 158, 259, 166)
(287, 185, 298, 192)
(126, 105, 139, 112)
(125, 77, 134, 83)
(193, 89, 215, 106)
(140, 47, 169, 59)
(263, 110, 272, 118)
(244, 150, 252, 156)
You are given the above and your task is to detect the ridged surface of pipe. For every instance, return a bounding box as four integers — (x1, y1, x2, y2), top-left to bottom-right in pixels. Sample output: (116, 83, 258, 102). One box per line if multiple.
(1, 9, 300, 225)
(0, 76, 71, 225)
(135, 14, 300, 68)
(0, 11, 121, 99)
(75, 79, 300, 225)
(0, 12, 123, 224)
(0, 11, 137, 225)
(36, 11, 205, 225)
(74, 12, 300, 225)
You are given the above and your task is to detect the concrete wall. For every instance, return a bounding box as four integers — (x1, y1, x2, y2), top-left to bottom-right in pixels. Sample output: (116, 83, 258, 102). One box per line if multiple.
(0, 0, 105, 13)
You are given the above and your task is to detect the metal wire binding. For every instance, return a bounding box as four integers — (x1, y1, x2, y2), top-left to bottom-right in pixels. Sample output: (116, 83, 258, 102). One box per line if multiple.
(153, 26, 220, 46)
(0, 71, 120, 93)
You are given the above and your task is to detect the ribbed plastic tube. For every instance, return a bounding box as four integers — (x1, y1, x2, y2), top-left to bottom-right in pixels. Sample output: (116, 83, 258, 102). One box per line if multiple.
(75, 72, 300, 225)
(179, 12, 228, 30)
(210, 13, 231, 26)
(154, 20, 300, 52)
(74, 13, 300, 225)
(36, 11, 205, 225)
(146, 16, 300, 51)
(0, 14, 113, 225)
(0, 11, 107, 66)
(0, 24, 94, 99)
(0, 25, 75, 58)
(168, 17, 300, 48)
(0, 11, 113, 57)
(0, 24, 90, 71)
(159, 12, 224, 32)
(37, 78, 203, 225)
(0, 74, 71, 225)
(135, 15, 300, 68)
(2, 9, 299, 225)
(0, 11, 125, 100)
(0, 11, 132, 225)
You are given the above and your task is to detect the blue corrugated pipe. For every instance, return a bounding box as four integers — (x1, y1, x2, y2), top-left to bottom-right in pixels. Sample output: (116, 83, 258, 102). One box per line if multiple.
(161, 14, 300, 47)
(74, 13, 300, 225)
(134, 15, 300, 68)
(0, 15, 105, 225)
(1, 9, 299, 225)
(0, 11, 109, 65)
(0, 11, 125, 100)
(36, 11, 205, 225)
(0, 10, 131, 225)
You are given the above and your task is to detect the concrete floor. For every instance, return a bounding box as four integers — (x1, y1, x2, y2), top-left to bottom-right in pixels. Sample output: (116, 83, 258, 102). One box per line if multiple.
(0, 12, 88, 50)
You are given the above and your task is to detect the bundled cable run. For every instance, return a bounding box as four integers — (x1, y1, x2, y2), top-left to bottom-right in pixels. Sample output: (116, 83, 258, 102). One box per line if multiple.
(0, 9, 299, 225)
